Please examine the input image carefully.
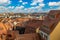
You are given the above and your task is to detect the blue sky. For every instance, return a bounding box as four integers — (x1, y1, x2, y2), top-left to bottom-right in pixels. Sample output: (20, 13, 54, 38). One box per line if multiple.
(0, 0, 60, 13)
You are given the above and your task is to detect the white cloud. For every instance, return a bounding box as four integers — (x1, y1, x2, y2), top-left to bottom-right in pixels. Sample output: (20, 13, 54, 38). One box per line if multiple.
(57, 7, 60, 10)
(24, 8, 27, 10)
(0, 0, 8, 3)
(31, 0, 44, 5)
(48, 2, 60, 6)
(16, 6, 24, 9)
(23, 5, 44, 13)
(0, 0, 11, 5)
(12, 6, 25, 13)
(24, 8, 35, 13)
(30, 0, 45, 12)
(0, 5, 45, 13)
(22, 3, 45, 13)
(8, 6, 14, 9)
(38, 0, 44, 3)
(39, 3, 45, 7)
(19, 0, 23, 2)
(19, 0, 28, 5)
(0, 0, 45, 13)
(0, 6, 24, 13)
(22, 2, 28, 5)
(0, 6, 10, 13)
(31, 2, 37, 5)
(30, 3, 45, 11)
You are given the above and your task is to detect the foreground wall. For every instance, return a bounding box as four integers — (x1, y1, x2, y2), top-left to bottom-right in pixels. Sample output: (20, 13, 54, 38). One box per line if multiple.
(50, 21, 60, 40)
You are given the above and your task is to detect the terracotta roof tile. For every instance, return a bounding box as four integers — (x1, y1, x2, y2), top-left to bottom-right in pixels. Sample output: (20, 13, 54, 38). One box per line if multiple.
(40, 10, 60, 34)
(0, 22, 7, 34)
(26, 20, 43, 28)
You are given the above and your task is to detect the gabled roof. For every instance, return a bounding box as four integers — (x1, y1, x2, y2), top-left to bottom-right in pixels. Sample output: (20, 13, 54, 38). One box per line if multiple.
(40, 17, 55, 34)
(49, 10, 60, 14)
(15, 18, 30, 22)
(40, 20, 56, 34)
(0, 22, 7, 34)
(25, 19, 43, 28)
(45, 10, 60, 21)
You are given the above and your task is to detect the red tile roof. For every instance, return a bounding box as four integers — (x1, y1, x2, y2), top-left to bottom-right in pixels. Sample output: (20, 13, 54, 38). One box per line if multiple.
(25, 20, 43, 33)
(40, 10, 60, 34)
(26, 20, 43, 28)
(0, 22, 7, 34)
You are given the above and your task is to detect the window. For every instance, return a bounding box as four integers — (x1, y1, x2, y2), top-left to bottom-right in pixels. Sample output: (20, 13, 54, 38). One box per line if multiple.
(42, 25, 49, 29)
(49, 15, 55, 19)
(44, 35, 48, 40)
(40, 31, 49, 40)
(40, 32, 43, 36)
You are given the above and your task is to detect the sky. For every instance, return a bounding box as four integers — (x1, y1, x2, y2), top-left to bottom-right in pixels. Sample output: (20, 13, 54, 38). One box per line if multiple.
(0, 0, 60, 13)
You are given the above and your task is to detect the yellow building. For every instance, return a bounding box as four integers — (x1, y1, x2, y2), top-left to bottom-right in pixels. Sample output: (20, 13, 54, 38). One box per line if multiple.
(50, 21, 60, 40)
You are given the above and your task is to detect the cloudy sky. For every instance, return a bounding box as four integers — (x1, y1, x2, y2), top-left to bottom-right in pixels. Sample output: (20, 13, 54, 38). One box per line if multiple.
(0, 0, 60, 13)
